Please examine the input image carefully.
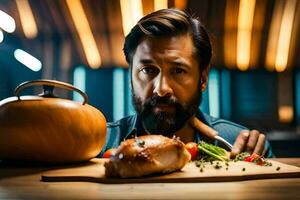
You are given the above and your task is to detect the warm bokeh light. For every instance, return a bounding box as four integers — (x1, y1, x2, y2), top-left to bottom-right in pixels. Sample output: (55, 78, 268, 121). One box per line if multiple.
(175, 0, 187, 10)
(66, 0, 101, 68)
(237, 0, 256, 71)
(224, 0, 238, 69)
(15, 0, 38, 39)
(120, 0, 143, 36)
(14, 49, 42, 72)
(0, 10, 16, 33)
(279, 105, 294, 123)
(275, 0, 297, 72)
(265, 0, 283, 71)
(154, 0, 168, 11)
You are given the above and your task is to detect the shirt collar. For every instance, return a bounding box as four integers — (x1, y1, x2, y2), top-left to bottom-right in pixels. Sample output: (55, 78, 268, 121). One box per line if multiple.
(124, 114, 145, 139)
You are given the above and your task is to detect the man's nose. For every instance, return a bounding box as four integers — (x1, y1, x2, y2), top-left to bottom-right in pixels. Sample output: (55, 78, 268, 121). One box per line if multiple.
(153, 75, 173, 97)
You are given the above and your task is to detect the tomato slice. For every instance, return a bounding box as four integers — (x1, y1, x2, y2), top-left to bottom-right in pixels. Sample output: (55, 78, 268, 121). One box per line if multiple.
(102, 148, 117, 158)
(185, 142, 199, 161)
(244, 153, 260, 162)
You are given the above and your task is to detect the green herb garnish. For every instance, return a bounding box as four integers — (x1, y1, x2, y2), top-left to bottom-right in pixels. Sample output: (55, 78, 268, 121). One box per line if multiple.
(276, 167, 280, 171)
(198, 141, 229, 161)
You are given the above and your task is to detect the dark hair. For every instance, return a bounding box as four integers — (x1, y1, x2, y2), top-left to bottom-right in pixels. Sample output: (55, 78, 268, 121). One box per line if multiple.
(123, 8, 212, 71)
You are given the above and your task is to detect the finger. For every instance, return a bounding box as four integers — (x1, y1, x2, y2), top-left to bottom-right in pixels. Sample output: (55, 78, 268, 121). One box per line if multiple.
(246, 130, 260, 153)
(230, 130, 249, 158)
(253, 134, 266, 155)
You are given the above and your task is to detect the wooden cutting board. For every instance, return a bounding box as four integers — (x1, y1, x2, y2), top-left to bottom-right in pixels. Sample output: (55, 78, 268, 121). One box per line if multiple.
(41, 158, 300, 184)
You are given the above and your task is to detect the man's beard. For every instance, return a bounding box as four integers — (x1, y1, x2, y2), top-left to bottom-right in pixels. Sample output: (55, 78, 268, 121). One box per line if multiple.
(132, 90, 202, 137)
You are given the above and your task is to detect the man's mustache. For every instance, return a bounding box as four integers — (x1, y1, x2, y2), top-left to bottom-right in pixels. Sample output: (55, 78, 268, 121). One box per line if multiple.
(144, 95, 179, 108)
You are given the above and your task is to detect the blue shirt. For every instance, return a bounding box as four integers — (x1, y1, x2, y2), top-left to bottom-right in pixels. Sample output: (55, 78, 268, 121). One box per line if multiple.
(100, 110, 273, 158)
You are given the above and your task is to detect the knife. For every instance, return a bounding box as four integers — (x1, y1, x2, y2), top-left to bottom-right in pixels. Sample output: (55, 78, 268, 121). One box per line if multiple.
(189, 116, 233, 150)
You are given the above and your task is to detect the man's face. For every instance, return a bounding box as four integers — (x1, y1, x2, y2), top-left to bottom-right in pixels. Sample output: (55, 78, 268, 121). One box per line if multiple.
(131, 34, 206, 136)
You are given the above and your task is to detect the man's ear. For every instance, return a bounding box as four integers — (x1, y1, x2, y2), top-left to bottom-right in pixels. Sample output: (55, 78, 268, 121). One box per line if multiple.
(200, 65, 210, 92)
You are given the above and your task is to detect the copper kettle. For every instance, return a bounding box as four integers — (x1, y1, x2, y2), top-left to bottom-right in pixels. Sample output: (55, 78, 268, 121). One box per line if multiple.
(0, 79, 107, 163)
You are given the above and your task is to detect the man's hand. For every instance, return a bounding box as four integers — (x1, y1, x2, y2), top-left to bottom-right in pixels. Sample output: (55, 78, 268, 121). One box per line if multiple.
(230, 130, 266, 158)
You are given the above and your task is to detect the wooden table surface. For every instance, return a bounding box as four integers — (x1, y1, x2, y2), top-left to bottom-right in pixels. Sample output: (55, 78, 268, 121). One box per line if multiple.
(0, 158, 299, 200)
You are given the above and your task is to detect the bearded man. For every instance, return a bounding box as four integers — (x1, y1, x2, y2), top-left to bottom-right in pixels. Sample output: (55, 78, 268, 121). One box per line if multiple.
(100, 8, 273, 158)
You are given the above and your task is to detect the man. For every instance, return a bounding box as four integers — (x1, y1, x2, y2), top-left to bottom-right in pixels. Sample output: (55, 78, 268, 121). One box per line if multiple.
(101, 8, 273, 158)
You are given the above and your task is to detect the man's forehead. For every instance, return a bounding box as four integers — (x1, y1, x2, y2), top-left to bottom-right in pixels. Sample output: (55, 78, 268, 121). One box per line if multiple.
(134, 34, 195, 58)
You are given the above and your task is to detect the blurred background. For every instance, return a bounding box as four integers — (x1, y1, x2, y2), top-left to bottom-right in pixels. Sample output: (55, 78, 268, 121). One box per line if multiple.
(0, 0, 299, 157)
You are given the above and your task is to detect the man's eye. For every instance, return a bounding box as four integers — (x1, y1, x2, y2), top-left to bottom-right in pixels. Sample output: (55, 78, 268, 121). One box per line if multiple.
(141, 67, 158, 74)
(174, 67, 186, 74)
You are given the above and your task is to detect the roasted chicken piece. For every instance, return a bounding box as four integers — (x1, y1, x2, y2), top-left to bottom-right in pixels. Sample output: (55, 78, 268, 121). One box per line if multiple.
(104, 135, 191, 178)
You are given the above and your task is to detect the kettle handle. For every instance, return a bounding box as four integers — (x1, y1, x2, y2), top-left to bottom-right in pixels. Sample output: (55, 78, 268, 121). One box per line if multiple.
(14, 79, 88, 105)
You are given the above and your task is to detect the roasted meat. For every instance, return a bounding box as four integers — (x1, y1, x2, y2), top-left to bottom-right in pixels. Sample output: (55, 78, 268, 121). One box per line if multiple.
(104, 135, 191, 178)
